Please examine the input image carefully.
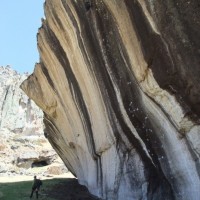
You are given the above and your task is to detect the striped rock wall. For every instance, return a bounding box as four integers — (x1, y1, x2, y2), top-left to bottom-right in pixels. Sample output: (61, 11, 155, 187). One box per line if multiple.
(21, 1, 200, 199)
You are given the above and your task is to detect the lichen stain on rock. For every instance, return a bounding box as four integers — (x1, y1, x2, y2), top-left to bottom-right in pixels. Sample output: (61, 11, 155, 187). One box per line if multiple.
(21, 0, 200, 199)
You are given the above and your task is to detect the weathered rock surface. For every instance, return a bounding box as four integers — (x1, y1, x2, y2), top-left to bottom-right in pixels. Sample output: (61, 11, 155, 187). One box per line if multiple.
(21, 1, 200, 199)
(0, 66, 66, 176)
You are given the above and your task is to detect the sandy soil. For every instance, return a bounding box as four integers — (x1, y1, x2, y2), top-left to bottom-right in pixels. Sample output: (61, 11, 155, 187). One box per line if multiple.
(0, 172, 75, 183)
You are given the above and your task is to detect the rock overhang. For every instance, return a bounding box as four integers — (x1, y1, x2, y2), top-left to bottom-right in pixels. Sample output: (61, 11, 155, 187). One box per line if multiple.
(21, 1, 200, 199)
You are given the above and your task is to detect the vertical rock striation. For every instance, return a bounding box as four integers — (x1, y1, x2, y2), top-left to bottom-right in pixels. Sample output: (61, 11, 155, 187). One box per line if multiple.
(21, 1, 200, 199)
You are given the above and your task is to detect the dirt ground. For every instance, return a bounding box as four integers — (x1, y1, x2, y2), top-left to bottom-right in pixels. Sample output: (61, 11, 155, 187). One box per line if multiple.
(44, 178, 101, 200)
(0, 173, 75, 183)
(0, 173, 101, 200)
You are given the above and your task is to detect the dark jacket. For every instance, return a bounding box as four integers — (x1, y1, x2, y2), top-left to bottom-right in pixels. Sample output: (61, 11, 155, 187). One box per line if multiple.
(32, 179, 42, 190)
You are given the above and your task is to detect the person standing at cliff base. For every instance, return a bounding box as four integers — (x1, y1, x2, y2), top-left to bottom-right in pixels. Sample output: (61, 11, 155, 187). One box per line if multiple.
(30, 175, 42, 199)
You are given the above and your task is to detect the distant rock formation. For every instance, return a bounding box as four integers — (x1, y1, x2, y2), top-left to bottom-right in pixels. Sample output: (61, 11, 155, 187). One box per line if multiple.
(21, 1, 200, 199)
(0, 66, 66, 176)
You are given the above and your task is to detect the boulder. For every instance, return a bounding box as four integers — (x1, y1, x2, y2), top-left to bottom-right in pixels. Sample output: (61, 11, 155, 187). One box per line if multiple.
(21, 1, 200, 199)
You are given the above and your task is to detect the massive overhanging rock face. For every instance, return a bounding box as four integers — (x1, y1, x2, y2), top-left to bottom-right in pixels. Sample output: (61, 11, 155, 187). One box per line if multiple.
(21, 0, 200, 199)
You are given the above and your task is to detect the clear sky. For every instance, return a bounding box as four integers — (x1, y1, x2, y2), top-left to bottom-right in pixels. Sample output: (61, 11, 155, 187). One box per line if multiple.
(0, 1, 45, 74)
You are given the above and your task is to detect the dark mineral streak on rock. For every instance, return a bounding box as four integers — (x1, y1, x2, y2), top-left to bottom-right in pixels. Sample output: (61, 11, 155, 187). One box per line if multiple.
(43, 14, 99, 161)
(40, 62, 55, 90)
(41, 3, 103, 192)
(62, 0, 174, 198)
(57, 1, 173, 197)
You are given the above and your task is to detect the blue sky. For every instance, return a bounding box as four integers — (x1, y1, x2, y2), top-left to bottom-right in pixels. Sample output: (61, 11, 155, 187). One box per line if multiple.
(0, 1, 45, 74)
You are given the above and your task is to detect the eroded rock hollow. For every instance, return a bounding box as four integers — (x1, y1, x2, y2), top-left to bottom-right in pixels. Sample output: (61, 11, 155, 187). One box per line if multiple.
(21, 0, 200, 199)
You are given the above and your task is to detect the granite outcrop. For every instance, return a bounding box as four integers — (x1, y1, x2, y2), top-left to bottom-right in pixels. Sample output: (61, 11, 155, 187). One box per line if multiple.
(21, 1, 200, 199)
